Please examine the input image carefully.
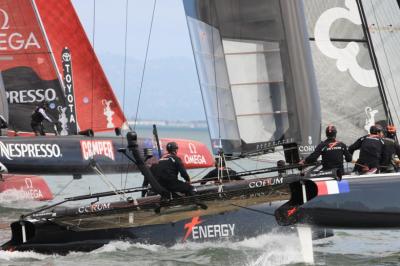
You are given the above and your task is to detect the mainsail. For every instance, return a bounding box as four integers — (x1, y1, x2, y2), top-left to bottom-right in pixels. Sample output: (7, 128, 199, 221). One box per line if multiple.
(303, 0, 391, 143)
(183, 0, 321, 158)
(0, 0, 127, 134)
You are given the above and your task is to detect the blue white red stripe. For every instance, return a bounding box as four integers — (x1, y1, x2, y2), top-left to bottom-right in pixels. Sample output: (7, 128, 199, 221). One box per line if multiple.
(316, 180, 350, 196)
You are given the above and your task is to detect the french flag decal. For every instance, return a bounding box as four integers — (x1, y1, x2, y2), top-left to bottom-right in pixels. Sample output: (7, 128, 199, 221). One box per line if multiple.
(316, 180, 350, 196)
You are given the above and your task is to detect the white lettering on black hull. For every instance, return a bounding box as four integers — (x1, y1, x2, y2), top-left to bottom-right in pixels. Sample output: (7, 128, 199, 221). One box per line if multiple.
(0, 141, 62, 160)
(249, 177, 283, 188)
(80, 140, 115, 161)
(78, 203, 111, 214)
(192, 224, 235, 239)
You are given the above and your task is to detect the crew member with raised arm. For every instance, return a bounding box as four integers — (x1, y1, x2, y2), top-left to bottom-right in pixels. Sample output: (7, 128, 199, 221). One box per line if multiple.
(349, 125, 384, 174)
(299, 125, 352, 178)
(153, 142, 195, 196)
(31, 101, 53, 136)
(380, 125, 400, 173)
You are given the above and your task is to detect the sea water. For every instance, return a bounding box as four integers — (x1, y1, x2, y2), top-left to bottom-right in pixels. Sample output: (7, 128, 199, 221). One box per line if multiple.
(1, 127, 400, 266)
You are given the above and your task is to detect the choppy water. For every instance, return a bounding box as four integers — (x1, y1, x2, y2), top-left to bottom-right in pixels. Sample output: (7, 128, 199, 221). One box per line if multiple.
(1, 127, 400, 265)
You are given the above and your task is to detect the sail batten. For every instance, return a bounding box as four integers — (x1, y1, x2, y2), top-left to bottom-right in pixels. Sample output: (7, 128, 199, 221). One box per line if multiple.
(184, 0, 321, 157)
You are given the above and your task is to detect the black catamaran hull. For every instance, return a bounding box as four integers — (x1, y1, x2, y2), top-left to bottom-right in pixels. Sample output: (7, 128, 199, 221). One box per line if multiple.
(1, 201, 288, 254)
(277, 173, 400, 228)
(0, 136, 212, 175)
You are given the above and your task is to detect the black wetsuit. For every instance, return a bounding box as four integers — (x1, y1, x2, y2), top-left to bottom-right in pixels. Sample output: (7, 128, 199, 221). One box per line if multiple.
(31, 107, 52, 136)
(151, 153, 194, 196)
(305, 138, 352, 176)
(349, 134, 384, 173)
(380, 137, 400, 173)
(200, 167, 242, 185)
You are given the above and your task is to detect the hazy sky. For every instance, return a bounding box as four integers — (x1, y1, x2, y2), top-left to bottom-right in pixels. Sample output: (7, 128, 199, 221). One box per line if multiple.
(71, 0, 204, 121)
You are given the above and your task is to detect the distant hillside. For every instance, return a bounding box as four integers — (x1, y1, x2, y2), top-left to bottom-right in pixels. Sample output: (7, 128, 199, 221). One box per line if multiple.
(97, 53, 206, 121)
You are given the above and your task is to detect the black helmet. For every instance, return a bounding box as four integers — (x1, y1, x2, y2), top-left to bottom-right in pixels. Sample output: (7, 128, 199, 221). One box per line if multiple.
(325, 125, 337, 138)
(370, 125, 383, 135)
(166, 142, 178, 153)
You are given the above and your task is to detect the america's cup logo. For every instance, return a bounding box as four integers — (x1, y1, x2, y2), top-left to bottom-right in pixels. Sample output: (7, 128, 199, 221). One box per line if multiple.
(314, 0, 377, 88)
(364, 106, 378, 133)
(102, 99, 115, 128)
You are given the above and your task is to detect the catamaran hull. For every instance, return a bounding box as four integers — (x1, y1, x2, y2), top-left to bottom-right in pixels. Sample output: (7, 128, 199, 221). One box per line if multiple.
(0, 136, 213, 175)
(278, 173, 400, 228)
(1, 201, 289, 254)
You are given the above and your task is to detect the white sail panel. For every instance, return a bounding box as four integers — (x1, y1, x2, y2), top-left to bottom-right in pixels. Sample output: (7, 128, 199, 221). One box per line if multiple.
(362, 0, 400, 138)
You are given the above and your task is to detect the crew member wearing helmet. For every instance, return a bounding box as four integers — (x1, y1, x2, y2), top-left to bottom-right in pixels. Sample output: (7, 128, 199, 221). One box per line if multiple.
(153, 142, 195, 196)
(300, 125, 352, 178)
(31, 101, 53, 136)
(380, 125, 400, 173)
(349, 124, 384, 174)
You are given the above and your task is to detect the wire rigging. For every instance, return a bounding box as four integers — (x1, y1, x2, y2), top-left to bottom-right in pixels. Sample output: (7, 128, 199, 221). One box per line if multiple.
(133, 0, 157, 130)
(368, 0, 400, 125)
(121, 0, 130, 189)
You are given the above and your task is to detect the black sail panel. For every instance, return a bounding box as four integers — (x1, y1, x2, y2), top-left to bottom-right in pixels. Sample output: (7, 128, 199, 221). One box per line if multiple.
(303, 0, 390, 144)
(183, 0, 321, 157)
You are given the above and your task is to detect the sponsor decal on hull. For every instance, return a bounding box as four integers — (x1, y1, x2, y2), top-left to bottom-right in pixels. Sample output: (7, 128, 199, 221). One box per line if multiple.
(183, 216, 235, 241)
(80, 140, 115, 161)
(249, 177, 283, 188)
(0, 141, 62, 160)
(183, 142, 208, 166)
(78, 202, 111, 214)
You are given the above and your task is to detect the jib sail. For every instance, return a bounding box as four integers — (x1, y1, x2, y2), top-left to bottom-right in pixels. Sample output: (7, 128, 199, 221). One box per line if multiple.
(183, 0, 321, 157)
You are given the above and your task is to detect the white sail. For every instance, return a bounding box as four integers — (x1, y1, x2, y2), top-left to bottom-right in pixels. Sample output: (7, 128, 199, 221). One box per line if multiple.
(184, 0, 321, 158)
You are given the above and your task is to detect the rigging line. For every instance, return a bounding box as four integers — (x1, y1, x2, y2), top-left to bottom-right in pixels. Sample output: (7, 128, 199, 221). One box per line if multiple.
(91, 162, 127, 199)
(368, 0, 400, 124)
(53, 178, 75, 198)
(230, 204, 275, 217)
(357, 0, 396, 125)
(121, 0, 130, 189)
(90, 0, 96, 136)
(133, 0, 157, 130)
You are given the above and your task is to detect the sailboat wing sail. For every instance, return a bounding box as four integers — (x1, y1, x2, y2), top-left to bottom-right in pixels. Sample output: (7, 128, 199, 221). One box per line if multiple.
(34, 0, 127, 132)
(0, 0, 68, 133)
(184, 0, 321, 157)
(303, 0, 390, 143)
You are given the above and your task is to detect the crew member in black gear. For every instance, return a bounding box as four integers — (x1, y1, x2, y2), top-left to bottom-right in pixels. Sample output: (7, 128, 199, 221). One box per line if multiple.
(349, 125, 384, 174)
(153, 142, 195, 196)
(380, 125, 400, 173)
(200, 157, 242, 185)
(31, 101, 53, 136)
(299, 125, 352, 178)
